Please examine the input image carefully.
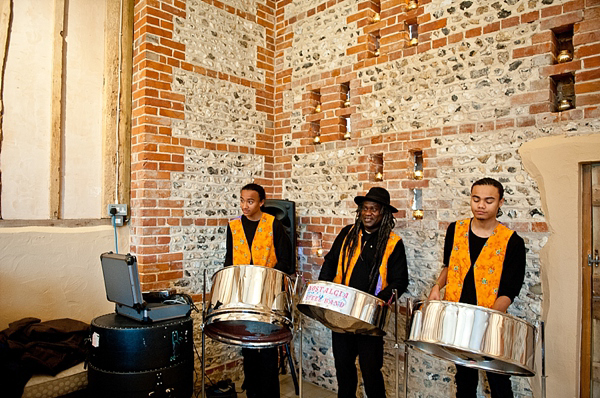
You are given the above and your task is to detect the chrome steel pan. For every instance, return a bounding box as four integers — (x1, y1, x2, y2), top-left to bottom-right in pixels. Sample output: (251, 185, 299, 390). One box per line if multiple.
(297, 281, 390, 336)
(204, 265, 293, 348)
(406, 300, 535, 376)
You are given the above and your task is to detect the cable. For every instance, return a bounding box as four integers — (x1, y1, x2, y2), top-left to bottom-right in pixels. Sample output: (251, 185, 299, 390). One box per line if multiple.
(112, 215, 119, 254)
(165, 293, 200, 313)
(192, 364, 200, 398)
(193, 340, 215, 386)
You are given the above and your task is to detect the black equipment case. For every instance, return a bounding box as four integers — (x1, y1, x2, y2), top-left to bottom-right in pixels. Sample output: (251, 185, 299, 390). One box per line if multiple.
(88, 313, 194, 397)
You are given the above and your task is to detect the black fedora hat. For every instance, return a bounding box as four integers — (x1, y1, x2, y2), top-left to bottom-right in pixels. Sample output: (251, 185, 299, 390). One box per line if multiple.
(354, 187, 398, 213)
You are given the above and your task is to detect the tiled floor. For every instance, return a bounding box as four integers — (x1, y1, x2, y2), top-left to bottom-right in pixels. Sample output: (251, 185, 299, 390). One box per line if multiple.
(236, 374, 337, 398)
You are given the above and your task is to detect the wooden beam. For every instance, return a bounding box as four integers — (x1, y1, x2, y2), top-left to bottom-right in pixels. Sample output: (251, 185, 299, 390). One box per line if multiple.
(101, 0, 133, 216)
(0, 218, 112, 228)
(49, 0, 66, 219)
(119, 0, 133, 208)
(101, 0, 119, 212)
(581, 164, 593, 398)
(0, 0, 12, 219)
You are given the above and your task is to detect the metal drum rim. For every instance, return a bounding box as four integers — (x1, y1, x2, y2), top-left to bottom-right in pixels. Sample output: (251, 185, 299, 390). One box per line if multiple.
(296, 302, 389, 330)
(406, 338, 535, 377)
(203, 328, 293, 348)
(297, 304, 387, 336)
(204, 309, 293, 328)
(204, 312, 293, 348)
(415, 299, 535, 328)
(212, 264, 293, 281)
(301, 280, 387, 304)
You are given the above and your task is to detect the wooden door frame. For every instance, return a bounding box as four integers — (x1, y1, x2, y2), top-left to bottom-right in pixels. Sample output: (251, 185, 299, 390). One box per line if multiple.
(581, 163, 593, 397)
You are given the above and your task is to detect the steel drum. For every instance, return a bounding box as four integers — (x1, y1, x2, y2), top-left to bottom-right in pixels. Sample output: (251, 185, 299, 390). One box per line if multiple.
(204, 265, 293, 348)
(406, 300, 535, 376)
(297, 281, 391, 335)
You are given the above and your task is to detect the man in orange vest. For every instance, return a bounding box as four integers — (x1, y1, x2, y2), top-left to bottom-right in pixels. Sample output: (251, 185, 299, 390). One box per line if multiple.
(319, 187, 409, 398)
(224, 183, 293, 398)
(428, 177, 526, 398)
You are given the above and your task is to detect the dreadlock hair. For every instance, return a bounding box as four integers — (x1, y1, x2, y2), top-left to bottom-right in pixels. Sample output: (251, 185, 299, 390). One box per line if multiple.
(339, 202, 397, 294)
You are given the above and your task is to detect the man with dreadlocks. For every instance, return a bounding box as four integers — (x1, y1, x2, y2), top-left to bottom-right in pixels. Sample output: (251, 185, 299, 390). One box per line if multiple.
(319, 187, 409, 398)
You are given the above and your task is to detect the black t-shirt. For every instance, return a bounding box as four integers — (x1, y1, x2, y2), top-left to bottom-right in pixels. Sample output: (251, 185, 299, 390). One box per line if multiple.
(224, 215, 294, 275)
(318, 224, 409, 301)
(443, 221, 526, 305)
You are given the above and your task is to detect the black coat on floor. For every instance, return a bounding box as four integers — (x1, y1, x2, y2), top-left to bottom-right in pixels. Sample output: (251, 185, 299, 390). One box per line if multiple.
(0, 317, 89, 397)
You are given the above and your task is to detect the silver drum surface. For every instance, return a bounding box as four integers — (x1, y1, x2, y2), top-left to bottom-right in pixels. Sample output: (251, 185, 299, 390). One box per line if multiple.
(297, 281, 390, 335)
(407, 300, 536, 376)
(204, 265, 293, 348)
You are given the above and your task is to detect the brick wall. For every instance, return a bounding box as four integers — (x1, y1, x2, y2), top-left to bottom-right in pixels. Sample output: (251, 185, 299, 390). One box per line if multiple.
(131, 0, 600, 395)
(131, 0, 276, 383)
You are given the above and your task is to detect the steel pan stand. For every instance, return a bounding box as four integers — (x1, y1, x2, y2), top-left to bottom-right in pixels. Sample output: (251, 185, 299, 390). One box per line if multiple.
(392, 290, 399, 398)
(296, 272, 304, 398)
(403, 298, 413, 398)
(298, 312, 304, 398)
(201, 269, 207, 398)
(540, 320, 546, 398)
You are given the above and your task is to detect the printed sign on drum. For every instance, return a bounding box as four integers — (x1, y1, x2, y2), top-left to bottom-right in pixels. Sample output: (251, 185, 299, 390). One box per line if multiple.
(303, 284, 355, 311)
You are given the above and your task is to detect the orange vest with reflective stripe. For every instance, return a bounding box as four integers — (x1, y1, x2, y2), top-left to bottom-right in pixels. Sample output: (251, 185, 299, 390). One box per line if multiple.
(333, 227, 402, 293)
(445, 219, 514, 308)
(229, 213, 277, 268)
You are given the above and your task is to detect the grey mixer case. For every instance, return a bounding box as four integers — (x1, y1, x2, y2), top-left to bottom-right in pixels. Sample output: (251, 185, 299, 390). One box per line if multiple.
(100, 252, 190, 322)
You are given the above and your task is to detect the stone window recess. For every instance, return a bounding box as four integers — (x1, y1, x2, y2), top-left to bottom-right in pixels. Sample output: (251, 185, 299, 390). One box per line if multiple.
(312, 232, 323, 257)
(370, 153, 384, 181)
(343, 116, 351, 140)
(311, 122, 321, 144)
(311, 90, 322, 113)
(342, 82, 351, 107)
(407, 21, 418, 47)
(369, 0, 381, 21)
(369, 31, 381, 58)
(412, 188, 423, 219)
(552, 73, 575, 112)
(552, 25, 574, 64)
(412, 150, 423, 180)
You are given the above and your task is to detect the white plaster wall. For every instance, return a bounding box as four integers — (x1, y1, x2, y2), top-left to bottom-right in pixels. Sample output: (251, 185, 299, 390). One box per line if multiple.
(0, 226, 129, 329)
(62, 0, 106, 219)
(521, 134, 600, 398)
(1, 0, 53, 219)
(1, 0, 107, 220)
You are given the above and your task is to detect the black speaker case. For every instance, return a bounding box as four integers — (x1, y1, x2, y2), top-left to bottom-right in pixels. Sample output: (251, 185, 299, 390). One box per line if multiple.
(263, 199, 296, 266)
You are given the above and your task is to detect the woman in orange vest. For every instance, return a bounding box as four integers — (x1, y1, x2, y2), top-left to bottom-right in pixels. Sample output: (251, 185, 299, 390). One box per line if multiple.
(224, 183, 293, 398)
(428, 177, 526, 398)
(319, 187, 409, 398)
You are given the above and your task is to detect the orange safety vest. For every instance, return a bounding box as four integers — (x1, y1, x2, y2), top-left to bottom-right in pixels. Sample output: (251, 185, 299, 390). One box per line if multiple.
(333, 227, 402, 294)
(445, 218, 514, 308)
(229, 213, 277, 268)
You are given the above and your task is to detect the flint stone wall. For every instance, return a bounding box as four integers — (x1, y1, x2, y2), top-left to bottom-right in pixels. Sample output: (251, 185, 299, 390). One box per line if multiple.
(283, 147, 364, 217)
(174, 0, 265, 83)
(172, 69, 266, 146)
(285, 0, 362, 80)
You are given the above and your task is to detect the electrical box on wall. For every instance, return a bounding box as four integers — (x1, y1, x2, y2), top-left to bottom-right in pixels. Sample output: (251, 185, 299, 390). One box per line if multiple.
(107, 204, 128, 227)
